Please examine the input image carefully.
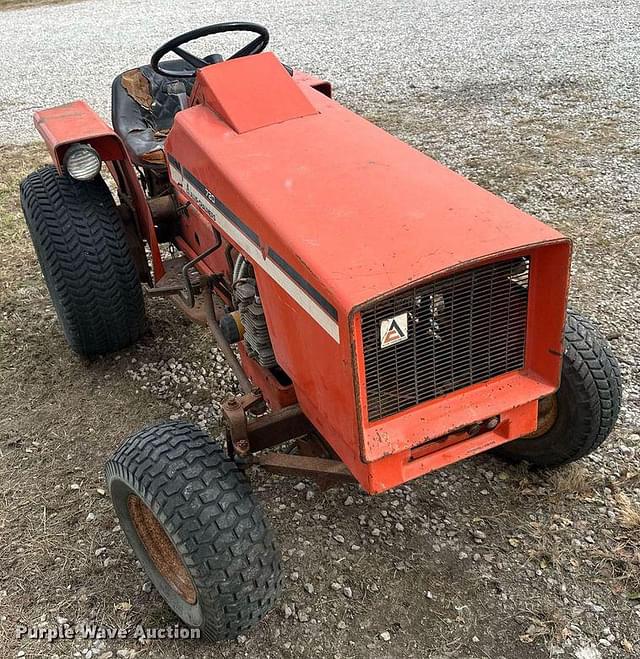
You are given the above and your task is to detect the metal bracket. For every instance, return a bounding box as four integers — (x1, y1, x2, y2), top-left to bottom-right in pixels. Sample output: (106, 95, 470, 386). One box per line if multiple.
(222, 389, 265, 456)
(143, 255, 200, 297)
(222, 394, 355, 488)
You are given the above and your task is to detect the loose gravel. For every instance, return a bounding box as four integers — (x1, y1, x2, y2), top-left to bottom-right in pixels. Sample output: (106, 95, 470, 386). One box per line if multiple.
(0, 0, 638, 146)
(1, 1, 639, 658)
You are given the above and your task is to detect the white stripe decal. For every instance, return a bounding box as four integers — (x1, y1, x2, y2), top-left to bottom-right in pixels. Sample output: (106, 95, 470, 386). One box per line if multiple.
(168, 164, 340, 343)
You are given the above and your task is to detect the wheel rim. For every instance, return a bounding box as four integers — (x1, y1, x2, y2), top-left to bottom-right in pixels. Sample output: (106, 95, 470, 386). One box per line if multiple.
(525, 394, 559, 439)
(127, 495, 197, 604)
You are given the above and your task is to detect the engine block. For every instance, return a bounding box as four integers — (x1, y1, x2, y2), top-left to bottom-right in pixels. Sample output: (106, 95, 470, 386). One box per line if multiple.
(234, 278, 277, 369)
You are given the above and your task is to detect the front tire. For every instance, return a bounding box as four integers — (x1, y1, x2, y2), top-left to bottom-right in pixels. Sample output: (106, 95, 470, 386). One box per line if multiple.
(105, 420, 282, 640)
(493, 309, 621, 467)
(20, 165, 145, 357)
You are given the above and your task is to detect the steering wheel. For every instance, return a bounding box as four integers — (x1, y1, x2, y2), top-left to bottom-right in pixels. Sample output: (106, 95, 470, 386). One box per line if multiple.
(151, 22, 270, 78)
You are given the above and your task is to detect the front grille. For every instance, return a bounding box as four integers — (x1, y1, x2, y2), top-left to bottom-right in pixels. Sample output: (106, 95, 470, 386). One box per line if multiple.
(361, 257, 530, 422)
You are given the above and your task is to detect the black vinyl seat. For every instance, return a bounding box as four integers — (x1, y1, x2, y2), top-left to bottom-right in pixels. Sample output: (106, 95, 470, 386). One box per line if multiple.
(111, 62, 195, 167)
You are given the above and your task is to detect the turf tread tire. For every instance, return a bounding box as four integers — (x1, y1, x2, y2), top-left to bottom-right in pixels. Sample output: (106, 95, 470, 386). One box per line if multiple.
(493, 309, 621, 467)
(20, 165, 145, 357)
(105, 420, 282, 640)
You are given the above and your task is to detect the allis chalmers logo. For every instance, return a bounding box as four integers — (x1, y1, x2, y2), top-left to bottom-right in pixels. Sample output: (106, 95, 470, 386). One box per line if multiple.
(380, 313, 408, 348)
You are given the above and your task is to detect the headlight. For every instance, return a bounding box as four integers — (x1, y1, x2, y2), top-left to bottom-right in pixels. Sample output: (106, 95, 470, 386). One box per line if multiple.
(63, 144, 102, 181)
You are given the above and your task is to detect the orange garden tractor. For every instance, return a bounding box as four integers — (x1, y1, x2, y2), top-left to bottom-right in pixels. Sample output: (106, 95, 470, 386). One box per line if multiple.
(20, 23, 621, 641)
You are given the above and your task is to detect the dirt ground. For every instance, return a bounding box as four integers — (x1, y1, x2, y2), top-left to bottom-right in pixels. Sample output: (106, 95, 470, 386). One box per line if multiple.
(1, 75, 639, 659)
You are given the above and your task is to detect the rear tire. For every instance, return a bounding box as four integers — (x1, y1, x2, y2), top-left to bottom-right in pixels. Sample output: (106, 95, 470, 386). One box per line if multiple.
(493, 309, 621, 467)
(20, 165, 145, 357)
(105, 420, 282, 640)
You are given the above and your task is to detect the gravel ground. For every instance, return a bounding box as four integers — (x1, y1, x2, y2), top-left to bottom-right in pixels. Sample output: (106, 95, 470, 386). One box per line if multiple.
(1, 1, 639, 658)
(0, 0, 638, 147)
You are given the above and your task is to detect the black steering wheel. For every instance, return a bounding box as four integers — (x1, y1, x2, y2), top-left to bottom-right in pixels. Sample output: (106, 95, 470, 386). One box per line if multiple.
(151, 22, 270, 78)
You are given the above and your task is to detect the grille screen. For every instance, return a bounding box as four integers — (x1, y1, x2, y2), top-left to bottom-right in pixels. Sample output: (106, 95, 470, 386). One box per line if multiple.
(361, 257, 530, 422)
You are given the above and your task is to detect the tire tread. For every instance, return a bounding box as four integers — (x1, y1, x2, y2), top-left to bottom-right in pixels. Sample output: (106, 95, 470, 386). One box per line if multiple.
(561, 308, 622, 461)
(20, 165, 145, 357)
(105, 420, 281, 640)
(494, 309, 621, 466)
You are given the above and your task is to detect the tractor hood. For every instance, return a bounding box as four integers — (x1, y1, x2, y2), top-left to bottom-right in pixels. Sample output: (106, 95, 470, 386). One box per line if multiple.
(166, 53, 567, 320)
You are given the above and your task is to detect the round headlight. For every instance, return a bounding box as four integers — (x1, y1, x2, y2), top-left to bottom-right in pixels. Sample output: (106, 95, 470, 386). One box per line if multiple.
(63, 144, 102, 181)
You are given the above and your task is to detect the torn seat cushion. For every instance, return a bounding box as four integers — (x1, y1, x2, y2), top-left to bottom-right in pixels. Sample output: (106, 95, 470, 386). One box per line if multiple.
(111, 62, 195, 166)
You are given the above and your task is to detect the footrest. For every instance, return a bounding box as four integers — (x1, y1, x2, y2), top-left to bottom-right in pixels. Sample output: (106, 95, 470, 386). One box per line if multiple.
(145, 256, 200, 296)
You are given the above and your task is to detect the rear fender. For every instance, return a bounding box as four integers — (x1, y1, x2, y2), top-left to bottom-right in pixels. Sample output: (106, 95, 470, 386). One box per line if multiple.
(33, 100, 164, 279)
(35, 100, 125, 170)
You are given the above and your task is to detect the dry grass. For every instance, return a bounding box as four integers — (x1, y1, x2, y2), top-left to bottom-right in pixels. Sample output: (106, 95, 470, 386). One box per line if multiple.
(0, 145, 47, 301)
(547, 463, 597, 497)
(616, 493, 640, 530)
(0, 0, 81, 10)
(518, 601, 571, 647)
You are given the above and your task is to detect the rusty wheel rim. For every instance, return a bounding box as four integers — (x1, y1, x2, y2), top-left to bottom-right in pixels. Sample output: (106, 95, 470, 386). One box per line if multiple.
(127, 495, 197, 605)
(525, 394, 559, 439)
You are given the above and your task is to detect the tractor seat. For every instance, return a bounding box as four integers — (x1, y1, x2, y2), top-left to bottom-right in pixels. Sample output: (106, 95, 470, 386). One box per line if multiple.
(111, 62, 196, 167)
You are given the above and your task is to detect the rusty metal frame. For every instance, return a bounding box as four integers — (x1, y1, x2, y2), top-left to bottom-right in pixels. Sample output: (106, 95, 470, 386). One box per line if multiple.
(252, 453, 353, 484)
(222, 389, 265, 455)
(221, 394, 354, 487)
